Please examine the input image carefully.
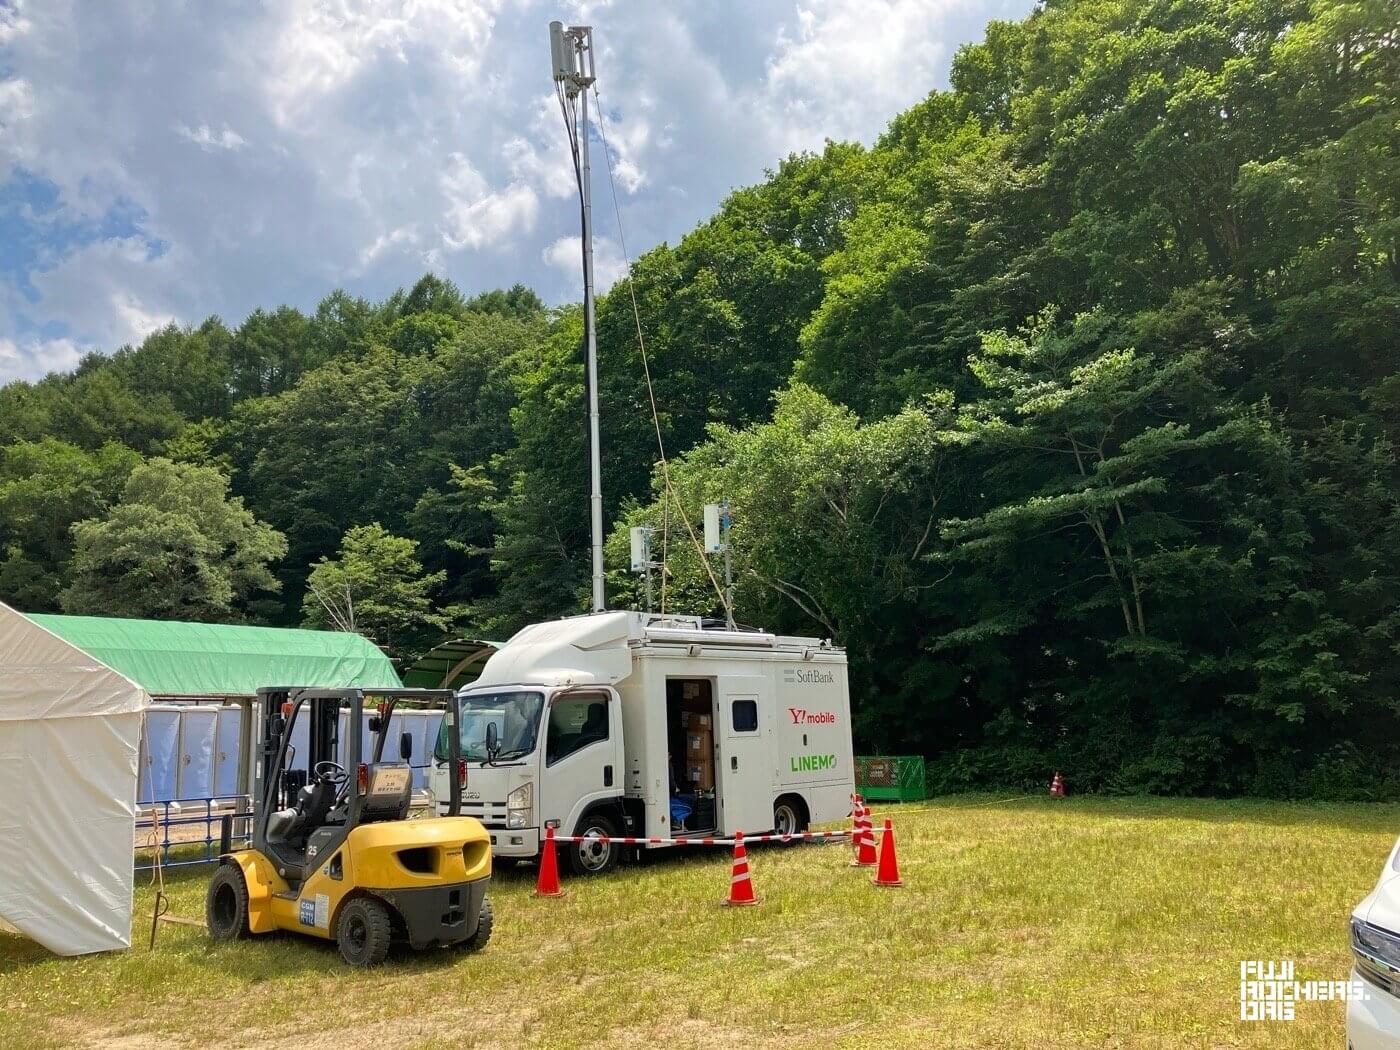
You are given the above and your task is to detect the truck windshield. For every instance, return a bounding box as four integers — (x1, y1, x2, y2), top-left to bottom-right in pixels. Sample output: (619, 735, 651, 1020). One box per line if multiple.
(435, 690, 544, 762)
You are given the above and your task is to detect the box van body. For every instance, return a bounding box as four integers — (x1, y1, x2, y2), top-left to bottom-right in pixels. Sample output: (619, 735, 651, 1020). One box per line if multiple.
(431, 611, 853, 872)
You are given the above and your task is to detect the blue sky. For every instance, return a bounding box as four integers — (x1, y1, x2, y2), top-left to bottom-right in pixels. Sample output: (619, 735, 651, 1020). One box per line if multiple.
(0, 0, 1032, 383)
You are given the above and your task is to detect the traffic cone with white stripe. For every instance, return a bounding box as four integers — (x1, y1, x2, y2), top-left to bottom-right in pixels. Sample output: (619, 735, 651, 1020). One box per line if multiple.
(872, 818, 903, 888)
(723, 831, 760, 906)
(851, 801, 877, 867)
(535, 825, 566, 898)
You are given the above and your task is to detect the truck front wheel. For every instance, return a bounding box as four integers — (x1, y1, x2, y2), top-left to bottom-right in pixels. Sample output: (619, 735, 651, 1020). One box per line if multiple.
(568, 812, 621, 876)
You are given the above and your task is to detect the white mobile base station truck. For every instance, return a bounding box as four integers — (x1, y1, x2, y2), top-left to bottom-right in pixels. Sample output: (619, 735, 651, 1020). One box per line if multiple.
(432, 611, 854, 874)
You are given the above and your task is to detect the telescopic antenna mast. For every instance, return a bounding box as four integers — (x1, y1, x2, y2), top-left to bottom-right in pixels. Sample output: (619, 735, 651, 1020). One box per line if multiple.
(549, 21, 605, 613)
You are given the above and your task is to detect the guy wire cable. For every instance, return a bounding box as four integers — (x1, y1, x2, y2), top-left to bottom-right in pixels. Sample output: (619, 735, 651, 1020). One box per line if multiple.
(588, 84, 732, 621)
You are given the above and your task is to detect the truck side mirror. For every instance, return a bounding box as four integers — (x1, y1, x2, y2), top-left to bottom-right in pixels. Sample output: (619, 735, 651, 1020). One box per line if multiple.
(485, 721, 498, 755)
(399, 731, 414, 762)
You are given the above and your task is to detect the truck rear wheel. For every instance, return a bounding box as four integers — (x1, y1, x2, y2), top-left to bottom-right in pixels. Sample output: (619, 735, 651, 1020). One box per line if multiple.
(568, 812, 620, 876)
(773, 798, 807, 839)
(206, 864, 251, 940)
(337, 897, 392, 967)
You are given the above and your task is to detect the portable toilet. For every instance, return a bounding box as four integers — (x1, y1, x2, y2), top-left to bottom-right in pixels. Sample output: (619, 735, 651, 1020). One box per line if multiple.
(176, 705, 219, 800)
(139, 705, 182, 805)
(213, 706, 242, 798)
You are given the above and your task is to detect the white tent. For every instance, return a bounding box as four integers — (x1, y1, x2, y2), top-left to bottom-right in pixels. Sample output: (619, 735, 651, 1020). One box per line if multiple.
(0, 602, 148, 955)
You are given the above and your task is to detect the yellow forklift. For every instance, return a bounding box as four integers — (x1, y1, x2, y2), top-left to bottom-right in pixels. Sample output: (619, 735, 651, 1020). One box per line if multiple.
(206, 687, 493, 966)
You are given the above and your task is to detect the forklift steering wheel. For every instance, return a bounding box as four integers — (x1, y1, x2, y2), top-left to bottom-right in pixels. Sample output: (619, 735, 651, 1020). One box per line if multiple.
(313, 760, 347, 784)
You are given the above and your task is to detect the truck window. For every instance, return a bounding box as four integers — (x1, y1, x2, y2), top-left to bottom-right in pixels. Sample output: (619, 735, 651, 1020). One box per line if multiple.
(435, 690, 543, 762)
(731, 698, 758, 733)
(546, 694, 609, 766)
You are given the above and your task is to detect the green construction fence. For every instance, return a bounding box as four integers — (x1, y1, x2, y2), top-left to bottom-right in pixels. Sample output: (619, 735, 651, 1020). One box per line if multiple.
(854, 755, 927, 802)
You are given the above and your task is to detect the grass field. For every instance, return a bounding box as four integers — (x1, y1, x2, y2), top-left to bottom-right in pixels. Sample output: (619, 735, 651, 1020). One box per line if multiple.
(1, 795, 1394, 1049)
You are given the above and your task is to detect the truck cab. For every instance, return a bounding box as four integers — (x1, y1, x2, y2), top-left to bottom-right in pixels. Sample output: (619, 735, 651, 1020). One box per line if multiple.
(431, 611, 854, 875)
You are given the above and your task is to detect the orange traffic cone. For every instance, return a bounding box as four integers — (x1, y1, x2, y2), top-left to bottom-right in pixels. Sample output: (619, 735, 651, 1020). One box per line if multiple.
(724, 831, 760, 906)
(851, 801, 877, 867)
(872, 818, 903, 888)
(1050, 771, 1066, 797)
(535, 825, 566, 897)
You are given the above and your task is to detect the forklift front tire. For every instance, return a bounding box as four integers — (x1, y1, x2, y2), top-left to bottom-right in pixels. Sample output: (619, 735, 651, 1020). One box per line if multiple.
(336, 897, 392, 967)
(206, 864, 251, 941)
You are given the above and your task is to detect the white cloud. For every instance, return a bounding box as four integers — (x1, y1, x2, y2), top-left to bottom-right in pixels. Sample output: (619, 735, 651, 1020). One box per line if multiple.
(762, 0, 973, 152)
(112, 293, 176, 343)
(261, 0, 501, 126)
(0, 335, 84, 381)
(0, 77, 35, 172)
(439, 153, 538, 251)
(504, 129, 578, 201)
(0, 0, 1033, 383)
(0, 3, 30, 46)
(25, 236, 184, 350)
(357, 225, 422, 269)
(176, 124, 247, 151)
(543, 234, 627, 294)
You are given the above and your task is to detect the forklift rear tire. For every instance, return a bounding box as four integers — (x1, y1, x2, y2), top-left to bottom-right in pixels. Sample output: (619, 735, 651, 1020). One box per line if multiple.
(336, 897, 392, 967)
(458, 895, 493, 952)
(206, 864, 251, 941)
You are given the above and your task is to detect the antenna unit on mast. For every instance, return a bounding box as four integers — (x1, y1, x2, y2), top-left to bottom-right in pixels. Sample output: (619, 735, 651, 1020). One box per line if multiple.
(549, 21, 595, 92)
(704, 502, 736, 629)
(629, 525, 660, 612)
(548, 21, 605, 613)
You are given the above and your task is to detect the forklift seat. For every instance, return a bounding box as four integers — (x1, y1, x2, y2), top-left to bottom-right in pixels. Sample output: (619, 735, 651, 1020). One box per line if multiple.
(266, 778, 340, 845)
(266, 807, 297, 841)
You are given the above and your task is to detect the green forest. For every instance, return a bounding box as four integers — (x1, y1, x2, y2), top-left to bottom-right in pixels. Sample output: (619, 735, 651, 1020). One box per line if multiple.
(1, 0, 1394, 797)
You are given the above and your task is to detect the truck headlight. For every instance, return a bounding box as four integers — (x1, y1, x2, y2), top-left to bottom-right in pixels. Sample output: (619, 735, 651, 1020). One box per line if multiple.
(1352, 918, 1400, 993)
(506, 782, 533, 829)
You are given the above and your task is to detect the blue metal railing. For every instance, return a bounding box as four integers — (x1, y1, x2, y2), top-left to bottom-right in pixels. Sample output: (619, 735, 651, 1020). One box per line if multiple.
(134, 796, 253, 872)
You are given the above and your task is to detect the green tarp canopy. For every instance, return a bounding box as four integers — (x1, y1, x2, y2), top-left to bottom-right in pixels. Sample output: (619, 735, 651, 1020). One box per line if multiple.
(400, 638, 499, 690)
(28, 613, 401, 697)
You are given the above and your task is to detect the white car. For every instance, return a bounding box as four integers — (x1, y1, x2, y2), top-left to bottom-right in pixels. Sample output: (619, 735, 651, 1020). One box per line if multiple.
(1350, 834, 1400, 1049)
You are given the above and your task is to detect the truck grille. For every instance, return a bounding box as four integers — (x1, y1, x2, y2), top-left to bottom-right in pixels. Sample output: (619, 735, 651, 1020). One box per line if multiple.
(460, 801, 509, 827)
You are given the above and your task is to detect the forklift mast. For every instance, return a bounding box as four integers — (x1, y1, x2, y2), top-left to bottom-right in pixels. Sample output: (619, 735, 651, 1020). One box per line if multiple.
(252, 687, 464, 827)
(257, 689, 343, 809)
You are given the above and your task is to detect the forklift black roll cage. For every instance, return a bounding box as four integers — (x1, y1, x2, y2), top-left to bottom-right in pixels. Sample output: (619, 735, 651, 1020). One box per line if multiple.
(252, 686, 465, 886)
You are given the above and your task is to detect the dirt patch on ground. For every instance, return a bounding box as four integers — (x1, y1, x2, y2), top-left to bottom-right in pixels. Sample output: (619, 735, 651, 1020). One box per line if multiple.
(209, 998, 537, 1050)
(49, 1015, 160, 1049)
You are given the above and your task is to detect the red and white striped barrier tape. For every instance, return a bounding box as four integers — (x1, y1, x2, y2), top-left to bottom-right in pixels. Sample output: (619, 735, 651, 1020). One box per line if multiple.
(546, 828, 885, 847)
